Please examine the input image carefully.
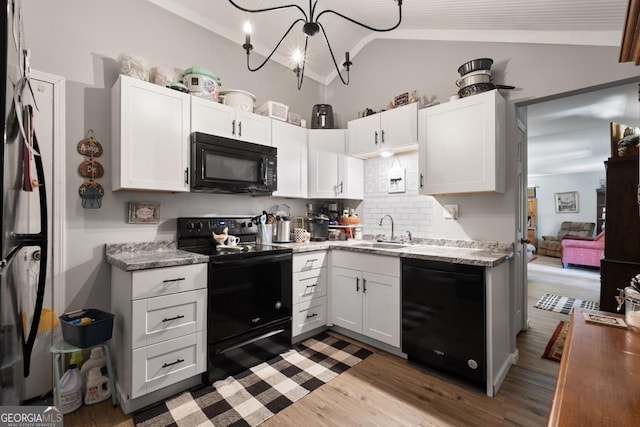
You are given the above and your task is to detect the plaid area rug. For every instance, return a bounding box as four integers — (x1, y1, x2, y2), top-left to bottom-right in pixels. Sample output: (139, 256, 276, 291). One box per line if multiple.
(133, 333, 372, 426)
(534, 293, 599, 314)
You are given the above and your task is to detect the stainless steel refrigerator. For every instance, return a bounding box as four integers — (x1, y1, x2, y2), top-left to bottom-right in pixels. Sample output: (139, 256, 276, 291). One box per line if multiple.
(1, 0, 49, 405)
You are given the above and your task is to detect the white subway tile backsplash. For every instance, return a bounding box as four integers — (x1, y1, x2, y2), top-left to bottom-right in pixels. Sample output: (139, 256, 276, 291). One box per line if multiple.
(359, 151, 436, 238)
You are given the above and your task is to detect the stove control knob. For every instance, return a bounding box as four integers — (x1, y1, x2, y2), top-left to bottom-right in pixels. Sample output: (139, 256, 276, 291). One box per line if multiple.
(240, 222, 247, 228)
(196, 222, 203, 230)
(186, 222, 195, 230)
(247, 222, 253, 228)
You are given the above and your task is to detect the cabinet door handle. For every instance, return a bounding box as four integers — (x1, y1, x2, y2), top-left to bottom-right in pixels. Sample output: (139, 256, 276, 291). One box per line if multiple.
(162, 314, 185, 322)
(356, 277, 360, 292)
(374, 131, 379, 145)
(238, 121, 242, 137)
(338, 181, 344, 194)
(305, 283, 317, 289)
(162, 358, 184, 368)
(419, 173, 424, 189)
(363, 278, 367, 293)
(162, 277, 185, 283)
(381, 129, 385, 143)
(306, 312, 318, 319)
(184, 167, 189, 185)
(232, 119, 236, 136)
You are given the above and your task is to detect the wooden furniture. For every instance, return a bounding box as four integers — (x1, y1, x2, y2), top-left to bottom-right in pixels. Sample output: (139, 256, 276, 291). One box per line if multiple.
(347, 103, 418, 158)
(331, 252, 401, 348)
(527, 198, 538, 249)
(620, 0, 640, 65)
(596, 187, 606, 234)
(291, 251, 328, 340)
(600, 156, 640, 312)
(111, 75, 190, 192)
(191, 96, 271, 146)
(110, 263, 207, 414)
(307, 129, 364, 199)
(418, 89, 505, 195)
(548, 308, 640, 426)
(271, 120, 308, 198)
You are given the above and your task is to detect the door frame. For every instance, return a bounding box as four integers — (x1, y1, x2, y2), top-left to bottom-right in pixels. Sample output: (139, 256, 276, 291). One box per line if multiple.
(30, 70, 65, 321)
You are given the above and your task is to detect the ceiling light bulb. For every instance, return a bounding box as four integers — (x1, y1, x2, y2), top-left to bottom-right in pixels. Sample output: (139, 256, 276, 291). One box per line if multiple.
(292, 49, 304, 65)
(243, 21, 252, 34)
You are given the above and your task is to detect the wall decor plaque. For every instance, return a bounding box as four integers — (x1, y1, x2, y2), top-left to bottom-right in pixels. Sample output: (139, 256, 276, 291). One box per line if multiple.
(128, 202, 160, 224)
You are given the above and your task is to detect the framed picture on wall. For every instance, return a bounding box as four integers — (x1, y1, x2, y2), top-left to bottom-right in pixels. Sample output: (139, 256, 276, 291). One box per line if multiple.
(554, 191, 579, 213)
(527, 187, 536, 198)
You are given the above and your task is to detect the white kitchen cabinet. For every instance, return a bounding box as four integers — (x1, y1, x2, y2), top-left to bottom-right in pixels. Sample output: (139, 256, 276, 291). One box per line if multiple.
(292, 251, 328, 339)
(419, 90, 505, 195)
(112, 75, 190, 192)
(330, 252, 400, 347)
(271, 120, 308, 198)
(191, 97, 271, 146)
(308, 129, 364, 199)
(347, 103, 418, 158)
(111, 263, 207, 413)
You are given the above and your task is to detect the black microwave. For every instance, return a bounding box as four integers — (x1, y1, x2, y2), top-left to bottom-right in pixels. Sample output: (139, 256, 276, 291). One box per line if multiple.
(190, 132, 277, 195)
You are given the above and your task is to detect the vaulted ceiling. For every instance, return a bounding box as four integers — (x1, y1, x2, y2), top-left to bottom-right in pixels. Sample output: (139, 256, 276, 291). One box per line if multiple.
(148, 0, 628, 85)
(148, 0, 637, 176)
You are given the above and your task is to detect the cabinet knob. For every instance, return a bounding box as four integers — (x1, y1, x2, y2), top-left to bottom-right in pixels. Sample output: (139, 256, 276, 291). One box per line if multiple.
(374, 131, 379, 145)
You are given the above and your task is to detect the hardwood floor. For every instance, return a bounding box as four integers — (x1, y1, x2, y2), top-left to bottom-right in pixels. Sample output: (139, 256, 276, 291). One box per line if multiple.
(62, 255, 600, 426)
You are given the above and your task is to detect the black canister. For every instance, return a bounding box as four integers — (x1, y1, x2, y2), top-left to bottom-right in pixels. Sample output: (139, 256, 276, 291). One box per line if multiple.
(311, 104, 334, 129)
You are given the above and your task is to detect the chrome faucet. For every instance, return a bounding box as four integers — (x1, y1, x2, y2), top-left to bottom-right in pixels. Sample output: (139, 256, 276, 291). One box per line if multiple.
(379, 214, 395, 241)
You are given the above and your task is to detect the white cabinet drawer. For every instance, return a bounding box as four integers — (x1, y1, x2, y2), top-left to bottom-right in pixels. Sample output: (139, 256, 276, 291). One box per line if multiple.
(331, 252, 400, 277)
(293, 251, 328, 272)
(132, 289, 206, 349)
(293, 267, 327, 304)
(292, 297, 327, 337)
(131, 331, 206, 398)
(131, 264, 207, 300)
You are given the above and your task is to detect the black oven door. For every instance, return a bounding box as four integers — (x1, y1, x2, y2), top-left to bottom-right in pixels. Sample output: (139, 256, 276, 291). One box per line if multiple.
(208, 252, 292, 341)
(204, 252, 292, 382)
(191, 132, 276, 194)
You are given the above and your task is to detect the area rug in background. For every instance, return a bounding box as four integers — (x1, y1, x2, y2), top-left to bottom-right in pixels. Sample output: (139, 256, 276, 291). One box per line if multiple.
(534, 293, 599, 314)
(133, 333, 372, 427)
(542, 321, 569, 362)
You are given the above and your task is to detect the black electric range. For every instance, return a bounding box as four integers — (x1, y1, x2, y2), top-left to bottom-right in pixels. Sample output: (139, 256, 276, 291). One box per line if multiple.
(177, 216, 291, 260)
(177, 217, 293, 383)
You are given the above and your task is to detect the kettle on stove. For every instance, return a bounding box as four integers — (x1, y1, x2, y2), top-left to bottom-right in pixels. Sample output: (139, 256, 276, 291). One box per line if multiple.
(311, 104, 334, 129)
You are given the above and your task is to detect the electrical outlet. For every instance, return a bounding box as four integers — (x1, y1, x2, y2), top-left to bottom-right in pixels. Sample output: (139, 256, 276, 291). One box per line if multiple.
(443, 204, 459, 220)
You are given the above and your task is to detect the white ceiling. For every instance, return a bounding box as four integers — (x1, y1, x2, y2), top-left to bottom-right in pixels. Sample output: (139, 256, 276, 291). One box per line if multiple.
(147, 0, 637, 177)
(148, 0, 628, 85)
(527, 82, 639, 177)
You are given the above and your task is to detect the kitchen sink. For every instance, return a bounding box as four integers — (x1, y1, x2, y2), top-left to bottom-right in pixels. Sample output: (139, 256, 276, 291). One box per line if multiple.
(353, 242, 409, 250)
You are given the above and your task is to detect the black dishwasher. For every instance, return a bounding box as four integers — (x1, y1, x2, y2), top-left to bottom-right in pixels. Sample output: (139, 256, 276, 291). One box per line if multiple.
(402, 258, 486, 389)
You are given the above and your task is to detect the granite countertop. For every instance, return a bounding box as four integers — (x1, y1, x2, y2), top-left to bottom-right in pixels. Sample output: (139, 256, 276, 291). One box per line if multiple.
(106, 238, 513, 271)
(273, 239, 513, 267)
(106, 241, 209, 271)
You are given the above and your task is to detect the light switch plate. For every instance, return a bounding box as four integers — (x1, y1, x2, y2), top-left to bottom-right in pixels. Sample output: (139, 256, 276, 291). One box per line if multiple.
(443, 204, 458, 220)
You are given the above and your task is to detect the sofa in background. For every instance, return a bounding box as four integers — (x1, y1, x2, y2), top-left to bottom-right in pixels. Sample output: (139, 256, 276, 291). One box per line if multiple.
(561, 232, 605, 268)
(538, 221, 596, 257)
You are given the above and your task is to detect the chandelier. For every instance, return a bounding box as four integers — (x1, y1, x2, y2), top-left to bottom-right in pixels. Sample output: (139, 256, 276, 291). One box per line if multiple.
(228, 0, 403, 89)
